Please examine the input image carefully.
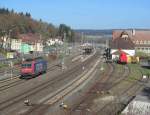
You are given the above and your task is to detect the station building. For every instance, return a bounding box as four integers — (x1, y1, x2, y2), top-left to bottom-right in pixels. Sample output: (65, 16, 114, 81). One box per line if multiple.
(110, 31, 135, 60)
(112, 30, 150, 55)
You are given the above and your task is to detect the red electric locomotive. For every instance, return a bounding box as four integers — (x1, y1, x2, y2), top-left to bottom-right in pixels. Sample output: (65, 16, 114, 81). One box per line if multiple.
(119, 52, 127, 64)
(20, 57, 47, 79)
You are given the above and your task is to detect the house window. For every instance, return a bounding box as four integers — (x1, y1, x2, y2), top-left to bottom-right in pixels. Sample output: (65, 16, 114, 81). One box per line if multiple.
(148, 48, 150, 52)
(147, 41, 149, 44)
(140, 41, 142, 44)
(136, 47, 140, 51)
(121, 34, 129, 39)
(136, 40, 139, 44)
(144, 40, 147, 44)
(137, 48, 140, 50)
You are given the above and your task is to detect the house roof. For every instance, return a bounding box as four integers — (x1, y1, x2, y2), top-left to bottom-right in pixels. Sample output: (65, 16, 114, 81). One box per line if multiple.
(112, 50, 129, 55)
(112, 30, 150, 41)
(111, 36, 135, 49)
(18, 33, 42, 44)
(132, 31, 150, 41)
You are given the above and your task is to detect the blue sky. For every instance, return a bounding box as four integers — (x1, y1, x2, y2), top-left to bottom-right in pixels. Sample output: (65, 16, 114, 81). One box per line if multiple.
(0, 0, 150, 29)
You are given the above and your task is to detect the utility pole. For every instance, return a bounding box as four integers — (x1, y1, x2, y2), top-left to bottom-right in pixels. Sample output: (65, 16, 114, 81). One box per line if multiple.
(106, 39, 109, 49)
(62, 32, 67, 70)
(81, 32, 84, 45)
(80, 32, 84, 56)
(10, 61, 13, 79)
(8, 25, 16, 51)
(8, 29, 12, 51)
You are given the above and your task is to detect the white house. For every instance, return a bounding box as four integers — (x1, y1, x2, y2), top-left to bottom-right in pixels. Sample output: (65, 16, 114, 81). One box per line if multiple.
(46, 38, 63, 46)
(11, 38, 22, 51)
(0, 35, 10, 50)
(36, 41, 43, 52)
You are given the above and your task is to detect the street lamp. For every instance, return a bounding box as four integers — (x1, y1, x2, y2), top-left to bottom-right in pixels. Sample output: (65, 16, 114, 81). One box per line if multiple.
(81, 32, 84, 45)
(100, 58, 104, 71)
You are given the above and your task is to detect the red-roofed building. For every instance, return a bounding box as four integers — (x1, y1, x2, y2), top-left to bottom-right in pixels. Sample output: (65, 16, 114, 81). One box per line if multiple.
(18, 33, 43, 53)
(112, 30, 150, 55)
(111, 30, 135, 59)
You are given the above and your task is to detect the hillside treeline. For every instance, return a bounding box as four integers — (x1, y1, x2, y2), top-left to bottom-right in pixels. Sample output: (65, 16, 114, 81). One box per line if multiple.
(0, 8, 75, 42)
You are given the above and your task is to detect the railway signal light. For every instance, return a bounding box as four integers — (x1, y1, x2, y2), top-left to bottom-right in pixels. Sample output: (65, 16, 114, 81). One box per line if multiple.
(104, 48, 112, 60)
(82, 66, 85, 70)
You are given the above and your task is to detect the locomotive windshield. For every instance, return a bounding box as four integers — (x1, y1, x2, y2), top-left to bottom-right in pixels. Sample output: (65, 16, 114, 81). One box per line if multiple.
(22, 64, 32, 68)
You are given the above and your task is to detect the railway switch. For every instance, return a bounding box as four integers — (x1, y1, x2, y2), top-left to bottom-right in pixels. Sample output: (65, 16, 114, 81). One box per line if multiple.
(59, 102, 68, 109)
(82, 66, 85, 70)
(24, 99, 31, 106)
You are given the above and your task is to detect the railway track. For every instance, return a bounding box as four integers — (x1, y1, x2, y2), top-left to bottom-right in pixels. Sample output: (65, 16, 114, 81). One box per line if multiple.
(70, 63, 116, 114)
(94, 64, 143, 115)
(95, 64, 131, 115)
(21, 57, 100, 115)
(100, 64, 131, 92)
(0, 63, 61, 91)
(0, 52, 78, 82)
(0, 53, 83, 91)
(96, 80, 143, 114)
(0, 51, 99, 115)
(70, 63, 131, 115)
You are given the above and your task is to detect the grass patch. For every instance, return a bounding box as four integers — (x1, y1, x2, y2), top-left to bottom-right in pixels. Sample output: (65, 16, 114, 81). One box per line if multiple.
(0, 63, 8, 68)
(0, 48, 7, 56)
(127, 63, 149, 82)
(13, 59, 22, 65)
(103, 63, 107, 70)
(116, 64, 124, 74)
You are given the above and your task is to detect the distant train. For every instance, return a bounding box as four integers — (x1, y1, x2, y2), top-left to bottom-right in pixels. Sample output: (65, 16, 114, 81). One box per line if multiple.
(81, 43, 93, 54)
(20, 57, 47, 79)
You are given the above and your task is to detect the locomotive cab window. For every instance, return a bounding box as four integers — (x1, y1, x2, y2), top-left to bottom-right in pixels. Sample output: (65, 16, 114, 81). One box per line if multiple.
(22, 64, 32, 68)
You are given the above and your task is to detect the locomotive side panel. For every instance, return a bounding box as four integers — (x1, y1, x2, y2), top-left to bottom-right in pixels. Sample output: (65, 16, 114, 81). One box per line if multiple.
(21, 63, 33, 76)
(34, 60, 47, 75)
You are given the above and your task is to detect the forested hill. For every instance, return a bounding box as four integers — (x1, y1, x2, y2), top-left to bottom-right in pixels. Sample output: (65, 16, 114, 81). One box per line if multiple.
(0, 8, 74, 41)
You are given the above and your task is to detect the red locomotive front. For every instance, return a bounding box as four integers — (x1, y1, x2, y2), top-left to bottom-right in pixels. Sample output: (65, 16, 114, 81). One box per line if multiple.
(21, 61, 35, 77)
(119, 52, 127, 64)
